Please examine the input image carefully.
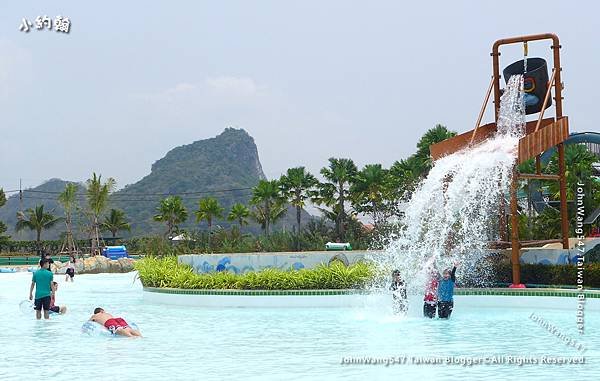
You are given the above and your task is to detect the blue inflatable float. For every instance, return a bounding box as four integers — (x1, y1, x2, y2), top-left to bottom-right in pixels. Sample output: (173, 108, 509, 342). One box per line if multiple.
(81, 321, 140, 337)
(19, 300, 60, 315)
(102, 245, 129, 260)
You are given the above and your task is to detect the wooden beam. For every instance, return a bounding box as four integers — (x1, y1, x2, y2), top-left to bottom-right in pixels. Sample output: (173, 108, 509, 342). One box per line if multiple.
(519, 239, 563, 248)
(517, 173, 560, 181)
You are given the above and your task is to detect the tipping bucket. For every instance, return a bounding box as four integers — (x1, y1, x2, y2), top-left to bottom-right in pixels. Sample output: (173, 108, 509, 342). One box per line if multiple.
(503, 57, 551, 115)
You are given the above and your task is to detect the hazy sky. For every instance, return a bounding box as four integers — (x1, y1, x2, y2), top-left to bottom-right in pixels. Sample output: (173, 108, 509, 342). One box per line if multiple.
(1, 1, 599, 193)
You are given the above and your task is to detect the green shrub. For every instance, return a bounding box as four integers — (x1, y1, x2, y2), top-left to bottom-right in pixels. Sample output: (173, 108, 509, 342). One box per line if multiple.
(493, 262, 600, 288)
(134, 256, 374, 290)
(586, 244, 600, 263)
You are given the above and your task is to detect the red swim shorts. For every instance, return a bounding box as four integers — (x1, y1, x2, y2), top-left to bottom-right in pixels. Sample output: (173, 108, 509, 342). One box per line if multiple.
(104, 317, 129, 334)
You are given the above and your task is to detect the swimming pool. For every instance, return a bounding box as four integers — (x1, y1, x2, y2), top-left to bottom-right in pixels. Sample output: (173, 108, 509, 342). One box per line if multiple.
(1, 272, 598, 380)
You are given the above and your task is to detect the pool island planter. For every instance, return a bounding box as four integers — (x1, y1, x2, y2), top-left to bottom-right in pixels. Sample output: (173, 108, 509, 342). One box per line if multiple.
(143, 287, 600, 309)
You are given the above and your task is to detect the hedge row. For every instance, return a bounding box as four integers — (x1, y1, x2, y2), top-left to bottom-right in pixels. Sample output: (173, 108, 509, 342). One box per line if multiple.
(134, 256, 374, 290)
(493, 262, 600, 288)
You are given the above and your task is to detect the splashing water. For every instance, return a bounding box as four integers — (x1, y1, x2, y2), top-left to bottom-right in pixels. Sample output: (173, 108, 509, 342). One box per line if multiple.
(369, 75, 525, 300)
(497, 75, 525, 137)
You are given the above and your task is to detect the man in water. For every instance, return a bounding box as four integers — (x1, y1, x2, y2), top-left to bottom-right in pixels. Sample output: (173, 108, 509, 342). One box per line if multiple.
(89, 307, 142, 337)
(390, 270, 408, 315)
(29, 259, 54, 319)
(437, 262, 459, 319)
(42, 252, 55, 273)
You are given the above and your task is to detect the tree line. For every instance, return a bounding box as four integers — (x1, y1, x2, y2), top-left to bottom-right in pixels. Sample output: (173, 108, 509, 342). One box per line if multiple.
(1, 124, 597, 254)
(0, 125, 454, 253)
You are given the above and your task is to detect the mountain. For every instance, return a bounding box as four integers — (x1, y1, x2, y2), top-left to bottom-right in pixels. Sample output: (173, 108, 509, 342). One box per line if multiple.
(0, 128, 311, 240)
(113, 127, 270, 235)
(0, 178, 81, 241)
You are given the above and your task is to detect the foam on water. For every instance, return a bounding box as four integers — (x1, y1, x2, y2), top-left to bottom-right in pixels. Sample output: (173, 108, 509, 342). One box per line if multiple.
(370, 75, 525, 296)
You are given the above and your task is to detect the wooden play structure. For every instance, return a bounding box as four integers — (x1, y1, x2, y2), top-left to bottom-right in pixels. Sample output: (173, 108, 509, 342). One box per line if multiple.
(430, 33, 570, 287)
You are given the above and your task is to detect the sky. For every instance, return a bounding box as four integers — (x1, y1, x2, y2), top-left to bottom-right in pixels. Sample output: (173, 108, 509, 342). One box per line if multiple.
(1, 0, 599, 194)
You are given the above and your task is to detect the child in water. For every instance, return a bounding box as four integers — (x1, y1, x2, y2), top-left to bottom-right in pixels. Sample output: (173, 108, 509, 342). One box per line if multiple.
(390, 270, 407, 314)
(437, 262, 459, 319)
(65, 255, 76, 282)
(49, 282, 67, 314)
(423, 265, 439, 319)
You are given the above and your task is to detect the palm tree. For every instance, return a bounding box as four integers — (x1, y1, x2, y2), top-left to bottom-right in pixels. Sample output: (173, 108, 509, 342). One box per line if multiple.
(16, 205, 62, 254)
(227, 203, 250, 230)
(279, 167, 317, 250)
(517, 158, 539, 235)
(316, 158, 357, 241)
(389, 156, 425, 200)
(250, 180, 285, 236)
(153, 196, 188, 238)
(415, 124, 457, 174)
(546, 144, 597, 200)
(86, 173, 116, 255)
(58, 183, 79, 254)
(532, 207, 561, 240)
(195, 197, 224, 250)
(0, 188, 9, 247)
(101, 209, 131, 239)
(350, 164, 396, 227)
(251, 202, 287, 233)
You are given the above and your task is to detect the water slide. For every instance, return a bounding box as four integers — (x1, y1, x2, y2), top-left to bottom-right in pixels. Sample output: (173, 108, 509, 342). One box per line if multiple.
(540, 131, 600, 163)
(531, 131, 600, 213)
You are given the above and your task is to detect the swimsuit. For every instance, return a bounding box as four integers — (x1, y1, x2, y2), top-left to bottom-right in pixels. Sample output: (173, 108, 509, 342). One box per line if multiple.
(104, 318, 129, 334)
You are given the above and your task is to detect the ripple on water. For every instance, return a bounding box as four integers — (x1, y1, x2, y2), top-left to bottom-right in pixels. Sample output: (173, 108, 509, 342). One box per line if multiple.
(0, 273, 599, 380)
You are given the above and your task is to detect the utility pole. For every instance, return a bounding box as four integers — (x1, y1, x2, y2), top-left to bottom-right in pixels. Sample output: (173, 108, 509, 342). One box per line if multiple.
(19, 178, 23, 212)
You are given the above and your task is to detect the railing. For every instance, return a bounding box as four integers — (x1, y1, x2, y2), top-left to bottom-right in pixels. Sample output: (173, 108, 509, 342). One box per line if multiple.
(0, 254, 142, 267)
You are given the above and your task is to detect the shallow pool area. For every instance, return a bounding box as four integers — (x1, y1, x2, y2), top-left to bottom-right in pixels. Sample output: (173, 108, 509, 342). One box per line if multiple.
(1, 272, 599, 380)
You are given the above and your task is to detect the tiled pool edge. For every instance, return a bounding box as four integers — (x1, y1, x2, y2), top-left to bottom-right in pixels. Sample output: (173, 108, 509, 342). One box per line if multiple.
(143, 287, 600, 309)
(144, 287, 600, 298)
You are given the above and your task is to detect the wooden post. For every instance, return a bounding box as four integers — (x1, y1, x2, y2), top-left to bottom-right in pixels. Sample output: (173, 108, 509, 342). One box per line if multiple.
(499, 177, 507, 241)
(510, 166, 524, 287)
(558, 143, 570, 249)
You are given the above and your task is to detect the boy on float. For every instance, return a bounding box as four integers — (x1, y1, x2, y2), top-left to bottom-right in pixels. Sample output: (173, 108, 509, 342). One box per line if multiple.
(89, 307, 142, 337)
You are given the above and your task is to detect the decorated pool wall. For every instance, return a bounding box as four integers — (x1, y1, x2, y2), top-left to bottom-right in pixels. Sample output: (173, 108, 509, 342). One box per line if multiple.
(177, 241, 599, 274)
(520, 238, 599, 265)
(178, 251, 372, 274)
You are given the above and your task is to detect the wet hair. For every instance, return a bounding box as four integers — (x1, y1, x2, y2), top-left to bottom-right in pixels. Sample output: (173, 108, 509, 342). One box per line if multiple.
(392, 269, 401, 276)
(94, 307, 104, 314)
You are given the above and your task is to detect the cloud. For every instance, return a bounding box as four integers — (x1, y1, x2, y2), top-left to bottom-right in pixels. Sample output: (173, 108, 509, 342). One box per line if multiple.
(204, 76, 264, 97)
(165, 82, 196, 94)
(129, 76, 272, 113)
(130, 76, 266, 105)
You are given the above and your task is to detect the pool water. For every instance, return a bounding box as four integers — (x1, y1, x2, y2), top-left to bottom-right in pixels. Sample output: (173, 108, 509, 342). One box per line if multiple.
(1, 272, 598, 380)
